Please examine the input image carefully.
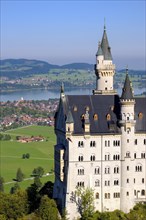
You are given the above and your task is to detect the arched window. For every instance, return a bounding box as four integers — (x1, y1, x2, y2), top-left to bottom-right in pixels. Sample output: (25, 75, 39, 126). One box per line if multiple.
(126, 152, 130, 157)
(95, 167, 100, 175)
(105, 166, 110, 174)
(78, 154, 83, 162)
(114, 166, 119, 174)
(78, 141, 84, 147)
(90, 154, 95, 161)
(113, 154, 120, 160)
(78, 167, 84, 175)
(90, 141, 96, 147)
(114, 179, 119, 185)
(141, 190, 145, 196)
(95, 192, 99, 199)
(95, 180, 100, 187)
(135, 164, 142, 172)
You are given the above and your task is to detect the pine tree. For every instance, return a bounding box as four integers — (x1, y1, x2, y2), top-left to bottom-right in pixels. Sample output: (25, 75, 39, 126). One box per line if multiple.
(38, 195, 60, 220)
(16, 168, 24, 182)
(0, 176, 4, 192)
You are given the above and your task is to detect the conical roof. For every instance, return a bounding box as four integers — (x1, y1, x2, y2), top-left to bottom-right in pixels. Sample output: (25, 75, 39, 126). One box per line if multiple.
(101, 26, 112, 60)
(96, 42, 103, 56)
(121, 70, 134, 100)
(66, 110, 74, 123)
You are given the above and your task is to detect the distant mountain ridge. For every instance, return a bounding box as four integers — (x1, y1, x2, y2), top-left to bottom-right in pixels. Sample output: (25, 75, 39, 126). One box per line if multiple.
(0, 59, 145, 79)
(0, 59, 94, 79)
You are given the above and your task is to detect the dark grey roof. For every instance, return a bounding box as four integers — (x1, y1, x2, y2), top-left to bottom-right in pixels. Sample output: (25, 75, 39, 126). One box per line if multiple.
(121, 73, 134, 100)
(101, 27, 112, 60)
(63, 95, 121, 134)
(56, 93, 146, 134)
(135, 97, 146, 132)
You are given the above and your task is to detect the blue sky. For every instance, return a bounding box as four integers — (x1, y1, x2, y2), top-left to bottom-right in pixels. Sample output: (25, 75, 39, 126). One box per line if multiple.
(1, 0, 145, 69)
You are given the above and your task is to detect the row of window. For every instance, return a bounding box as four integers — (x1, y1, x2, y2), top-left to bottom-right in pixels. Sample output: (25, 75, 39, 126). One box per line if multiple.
(95, 192, 120, 199)
(127, 139, 146, 145)
(77, 165, 144, 176)
(78, 139, 146, 148)
(79, 153, 145, 161)
(78, 166, 119, 175)
(78, 154, 120, 161)
(134, 152, 146, 159)
(94, 178, 145, 187)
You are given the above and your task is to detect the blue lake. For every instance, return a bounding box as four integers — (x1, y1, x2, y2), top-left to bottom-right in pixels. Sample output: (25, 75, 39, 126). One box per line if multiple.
(1, 87, 145, 102)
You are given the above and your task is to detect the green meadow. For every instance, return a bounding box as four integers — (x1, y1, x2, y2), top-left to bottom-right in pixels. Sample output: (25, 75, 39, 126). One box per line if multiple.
(0, 125, 56, 192)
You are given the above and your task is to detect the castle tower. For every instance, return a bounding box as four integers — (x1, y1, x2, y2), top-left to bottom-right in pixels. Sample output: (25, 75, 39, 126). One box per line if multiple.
(93, 25, 116, 95)
(119, 69, 136, 212)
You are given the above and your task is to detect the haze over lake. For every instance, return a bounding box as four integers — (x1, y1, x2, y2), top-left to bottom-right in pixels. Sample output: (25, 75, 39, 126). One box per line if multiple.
(1, 87, 146, 102)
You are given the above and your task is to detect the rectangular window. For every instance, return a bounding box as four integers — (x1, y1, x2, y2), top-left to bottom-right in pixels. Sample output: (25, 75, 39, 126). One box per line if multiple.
(127, 166, 129, 171)
(134, 178, 135, 183)
(127, 179, 129, 183)
(127, 139, 129, 143)
(142, 178, 144, 183)
(127, 192, 129, 196)
(135, 139, 137, 145)
(144, 139, 146, 145)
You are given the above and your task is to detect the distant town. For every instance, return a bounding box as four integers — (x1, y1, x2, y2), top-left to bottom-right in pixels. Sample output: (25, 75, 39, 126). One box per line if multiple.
(0, 99, 59, 131)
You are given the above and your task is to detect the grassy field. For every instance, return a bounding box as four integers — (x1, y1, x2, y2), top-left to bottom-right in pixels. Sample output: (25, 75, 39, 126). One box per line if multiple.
(0, 125, 56, 192)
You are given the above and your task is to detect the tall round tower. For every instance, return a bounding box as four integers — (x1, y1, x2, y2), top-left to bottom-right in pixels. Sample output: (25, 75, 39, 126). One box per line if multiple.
(93, 25, 116, 95)
(119, 68, 136, 212)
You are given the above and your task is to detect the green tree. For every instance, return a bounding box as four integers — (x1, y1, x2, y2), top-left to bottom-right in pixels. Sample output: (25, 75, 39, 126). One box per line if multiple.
(0, 176, 4, 192)
(126, 203, 146, 220)
(61, 209, 69, 220)
(25, 153, 30, 159)
(10, 182, 20, 194)
(34, 176, 42, 189)
(0, 190, 28, 219)
(16, 168, 25, 182)
(32, 166, 44, 177)
(38, 195, 60, 220)
(22, 154, 26, 159)
(75, 187, 95, 220)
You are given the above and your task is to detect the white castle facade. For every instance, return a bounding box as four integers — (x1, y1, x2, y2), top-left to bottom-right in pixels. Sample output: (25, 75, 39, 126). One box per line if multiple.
(53, 25, 146, 219)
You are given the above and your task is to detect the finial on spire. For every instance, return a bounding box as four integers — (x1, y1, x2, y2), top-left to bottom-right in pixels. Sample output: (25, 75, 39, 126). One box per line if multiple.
(104, 17, 106, 31)
(61, 82, 64, 94)
(126, 65, 128, 75)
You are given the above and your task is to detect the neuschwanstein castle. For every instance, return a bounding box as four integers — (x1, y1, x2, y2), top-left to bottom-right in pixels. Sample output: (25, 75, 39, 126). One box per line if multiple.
(53, 25, 146, 219)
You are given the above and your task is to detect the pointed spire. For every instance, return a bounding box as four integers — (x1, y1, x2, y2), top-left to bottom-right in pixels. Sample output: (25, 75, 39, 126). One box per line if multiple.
(66, 110, 74, 123)
(96, 41, 103, 56)
(84, 110, 90, 124)
(101, 23, 112, 60)
(104, 17, 106, 31)
(121, 67, 134, 100)
(61, 82, 64, 94)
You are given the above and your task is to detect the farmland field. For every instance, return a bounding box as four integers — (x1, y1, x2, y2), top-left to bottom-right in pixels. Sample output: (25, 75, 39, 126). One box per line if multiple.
(0, 125, 56, 192)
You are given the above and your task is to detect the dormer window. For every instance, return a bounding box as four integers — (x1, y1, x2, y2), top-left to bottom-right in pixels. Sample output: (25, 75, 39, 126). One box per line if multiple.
(138, 112, 143, 119)
(81, 114, 85, 119)
(73, 106, 77, 112)
(85, 106, 89, 111)
(93, 114, 98, 121)
(106, 114, 111, 121)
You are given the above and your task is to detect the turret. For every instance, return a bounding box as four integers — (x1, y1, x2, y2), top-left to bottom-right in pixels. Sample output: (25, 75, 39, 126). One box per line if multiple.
(66, 110, 74, 135)
(120, 68, 135, 127)
(93, 24, 116, 95)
